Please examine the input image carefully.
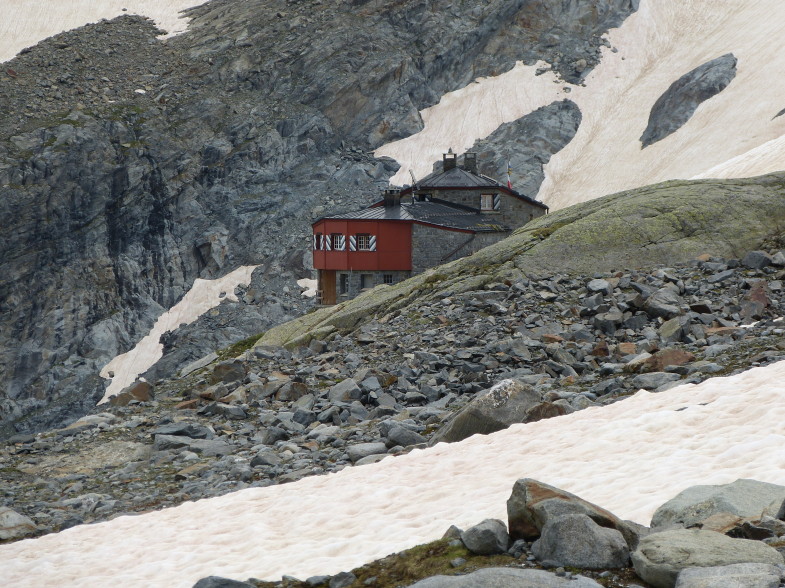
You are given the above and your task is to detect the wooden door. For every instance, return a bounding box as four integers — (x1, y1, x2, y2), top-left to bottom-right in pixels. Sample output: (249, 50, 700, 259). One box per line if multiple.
(320, 270, 336, 305)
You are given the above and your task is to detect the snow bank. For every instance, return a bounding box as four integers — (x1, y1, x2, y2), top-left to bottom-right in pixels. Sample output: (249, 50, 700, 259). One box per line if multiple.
(297, 278, 318, 298)
(378, 1, 785, 210)
(99, 265, 256, 403)
(0, 1, 208, 63)
(4, 359, 785, 587)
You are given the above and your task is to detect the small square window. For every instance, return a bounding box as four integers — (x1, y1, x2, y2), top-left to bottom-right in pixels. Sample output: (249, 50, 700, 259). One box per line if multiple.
(480, 194, 494, 211)
(339, 274, 349, 294)
(383, 274, 394, 285)
(357, 234, 371, 250)
(331, 233, 343, 250)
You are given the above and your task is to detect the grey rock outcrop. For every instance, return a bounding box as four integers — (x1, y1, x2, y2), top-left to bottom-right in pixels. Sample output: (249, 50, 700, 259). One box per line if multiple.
(651, 479, 785, 529)
(674, 563, 784, 588)
(632, 529, 784, 588)
(471, 100, 582, 200)
(406, 567, 603, 588)
(641, 53, 737, 147)
(532, 513, 630, 569)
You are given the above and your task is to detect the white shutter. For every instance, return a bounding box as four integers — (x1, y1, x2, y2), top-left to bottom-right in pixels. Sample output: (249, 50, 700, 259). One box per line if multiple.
(493, 194, 501, 210)
(349, 236, 357, 251)
(369, 235, 377, 251)
(313, 234, 318, 250)
(324, 235, 331, 251)
(337, 235, 346, 251)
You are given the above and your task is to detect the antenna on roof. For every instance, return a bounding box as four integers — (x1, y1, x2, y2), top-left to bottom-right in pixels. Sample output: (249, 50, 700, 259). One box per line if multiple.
(409, 169, 418, 190)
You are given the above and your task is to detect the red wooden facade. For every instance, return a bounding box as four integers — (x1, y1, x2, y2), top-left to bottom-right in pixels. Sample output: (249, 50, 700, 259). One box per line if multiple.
(312, 219, 413, 271)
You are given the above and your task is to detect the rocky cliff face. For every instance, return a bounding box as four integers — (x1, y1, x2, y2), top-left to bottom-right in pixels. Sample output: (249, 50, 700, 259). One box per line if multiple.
(0, 0, 638, 437)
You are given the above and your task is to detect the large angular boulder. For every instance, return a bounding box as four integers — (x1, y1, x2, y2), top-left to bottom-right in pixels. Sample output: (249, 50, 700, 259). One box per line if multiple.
(674, 563, 784, 588)
(632, 529, 784, 588)
(506, 478, 641, 549)
(460, 518, 509, 555)
(651, 479, 785, 529)
(329, 378, 362, 403)
(532, 514, 630, 569)
(405, 567, 603, 588)
(429, 380, 541, 444)
(644, 288, 684, 319)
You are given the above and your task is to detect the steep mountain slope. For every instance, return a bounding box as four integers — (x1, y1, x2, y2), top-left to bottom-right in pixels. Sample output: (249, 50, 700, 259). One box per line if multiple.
(379, 0, 785, 208)
(0, 0, 638, 438)
(0, 1, 202, 63)
(3, 171, 785, 587)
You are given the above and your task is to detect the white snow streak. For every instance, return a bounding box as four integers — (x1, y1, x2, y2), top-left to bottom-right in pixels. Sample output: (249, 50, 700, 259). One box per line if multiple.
(0, 1, 208, 63)
(98, 265, 256, 403)
(3, 359, 785, 587)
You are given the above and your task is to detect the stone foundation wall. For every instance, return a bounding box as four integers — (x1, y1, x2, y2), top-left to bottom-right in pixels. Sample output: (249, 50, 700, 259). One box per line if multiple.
(336, 270, 411, 301)
(411, 225, 505, 274)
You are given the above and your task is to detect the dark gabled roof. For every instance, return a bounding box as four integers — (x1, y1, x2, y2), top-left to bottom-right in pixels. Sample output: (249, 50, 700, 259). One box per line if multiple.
(402, 164, 549, 210)
(406, 200, 510, 232)
(314, 199, 510, 233)
(417, 166, 505, 189)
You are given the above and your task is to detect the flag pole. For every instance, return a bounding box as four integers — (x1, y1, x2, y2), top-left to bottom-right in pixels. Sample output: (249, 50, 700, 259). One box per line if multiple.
(506, 159, 512, 190)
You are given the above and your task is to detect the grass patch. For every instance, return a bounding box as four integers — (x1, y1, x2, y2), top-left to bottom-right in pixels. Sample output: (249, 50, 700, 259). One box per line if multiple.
(254, 538, 515, 587)
(216, 333, 264, 361)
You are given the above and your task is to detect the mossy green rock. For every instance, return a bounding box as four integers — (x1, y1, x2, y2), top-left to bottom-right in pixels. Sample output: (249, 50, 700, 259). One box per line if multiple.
(257, 173, 785, 348)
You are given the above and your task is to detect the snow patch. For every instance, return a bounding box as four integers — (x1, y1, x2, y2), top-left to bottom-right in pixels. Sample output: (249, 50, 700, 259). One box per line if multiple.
(297, 278, 318, 298)
(0, 1, 208, 63)
(98, 265, 256, 403)
(4, 359, 785, 587)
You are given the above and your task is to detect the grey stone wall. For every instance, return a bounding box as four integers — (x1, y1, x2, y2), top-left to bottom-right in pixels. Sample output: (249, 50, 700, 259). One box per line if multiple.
(411, 225, 506, 274)
(336, 270, 411, 301)
(425, 188, 546, 229)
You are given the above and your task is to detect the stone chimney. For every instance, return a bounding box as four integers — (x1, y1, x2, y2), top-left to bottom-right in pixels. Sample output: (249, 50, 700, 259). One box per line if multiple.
(383, 188, 401, 208)
(463, 152, 477, 173)
(443, 151, 457, 171)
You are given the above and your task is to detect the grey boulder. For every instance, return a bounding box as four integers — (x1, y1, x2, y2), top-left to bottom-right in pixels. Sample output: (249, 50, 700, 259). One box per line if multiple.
(632, 371, 681, 391)
(329, 378, 362, 403)
(346, 442, 388, 463)
(651, 479, 785, 529)
(386, 424, 426, 448)
(429, 379, 541, 444)
(674, 563, 784, 588)
(405, 567, 603, 588)
(632, 529, 784, 588)
(644, 288, 684, 319)
(460, 518, 509, 555)
(506, 478, 641, 549)
(532, 513, 630, 569)
(0, 506, 37, 540)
